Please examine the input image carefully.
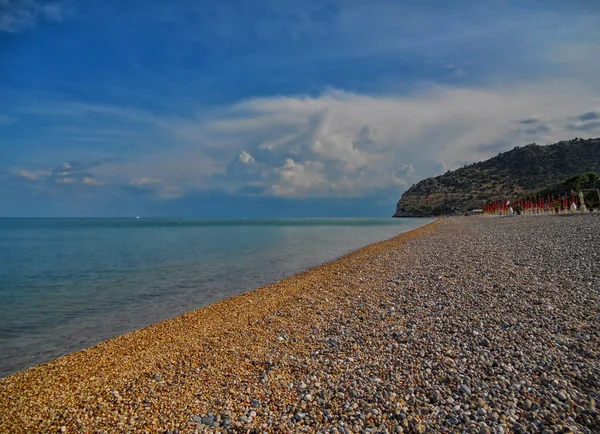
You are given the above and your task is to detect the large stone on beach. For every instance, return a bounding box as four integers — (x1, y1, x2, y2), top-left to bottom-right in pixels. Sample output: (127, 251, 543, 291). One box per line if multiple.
(460, 384, 472, 395)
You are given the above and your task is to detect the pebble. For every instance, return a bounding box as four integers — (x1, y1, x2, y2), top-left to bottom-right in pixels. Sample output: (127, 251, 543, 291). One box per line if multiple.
(2, 215, 599, 433)
(201, 415, 214, 425)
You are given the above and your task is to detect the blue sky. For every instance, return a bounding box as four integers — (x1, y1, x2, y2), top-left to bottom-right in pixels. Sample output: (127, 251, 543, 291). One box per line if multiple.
(1, 0, 600, 217)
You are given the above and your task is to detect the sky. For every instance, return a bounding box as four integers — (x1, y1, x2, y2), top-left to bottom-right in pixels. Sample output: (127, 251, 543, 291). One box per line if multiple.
(1, 0, 600, 217)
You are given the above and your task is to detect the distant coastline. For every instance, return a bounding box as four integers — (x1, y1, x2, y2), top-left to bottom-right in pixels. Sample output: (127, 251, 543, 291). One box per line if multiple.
(394, 138, 600, 217)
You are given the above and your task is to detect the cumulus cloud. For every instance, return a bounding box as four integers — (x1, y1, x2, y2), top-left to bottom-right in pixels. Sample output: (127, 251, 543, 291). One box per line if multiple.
(270, 158, 328, 197)
(237, 151, 255, 164)
(395, 164, 415, 180)
(188, 84, 600, 198)
(9, 82, 600, 201)
(0, 0, 65, 33)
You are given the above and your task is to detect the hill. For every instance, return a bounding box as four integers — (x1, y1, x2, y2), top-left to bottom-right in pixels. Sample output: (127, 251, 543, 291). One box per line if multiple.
(393, 138, 600, 217)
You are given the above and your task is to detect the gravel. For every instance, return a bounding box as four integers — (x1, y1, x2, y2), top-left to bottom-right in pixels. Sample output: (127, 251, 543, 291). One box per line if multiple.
(1, 214, 598, 433)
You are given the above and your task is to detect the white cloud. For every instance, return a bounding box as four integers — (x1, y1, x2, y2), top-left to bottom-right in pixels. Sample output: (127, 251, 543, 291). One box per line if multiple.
(392, 165, 416, 187)
(237, 151, 255, 164)
(82, 177, 102, 186)
(270, 158, 328, 197)
(12, 168, 52, 183)
(17, 169, 38, 180)
(131, 177, 161, 186)
(48, 160, 104, 186)
(188, 82, 600, 197)
(4, 1, 599, 206)
(10, 160, 104, 188)
(11, 80, 600, 200)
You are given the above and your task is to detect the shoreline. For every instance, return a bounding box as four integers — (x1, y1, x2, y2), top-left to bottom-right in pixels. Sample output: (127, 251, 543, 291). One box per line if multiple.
(0, 217, 432, 379)
(2, 215, 598, 433)
(0, 219, 441, 432)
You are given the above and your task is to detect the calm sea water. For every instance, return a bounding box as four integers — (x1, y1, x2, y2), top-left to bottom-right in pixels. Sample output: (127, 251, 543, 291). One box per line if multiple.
(0, 218, 433, 377)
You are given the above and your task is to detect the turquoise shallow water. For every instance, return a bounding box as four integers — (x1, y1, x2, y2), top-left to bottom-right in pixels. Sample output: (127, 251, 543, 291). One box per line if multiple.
(0, 217, 433, 377)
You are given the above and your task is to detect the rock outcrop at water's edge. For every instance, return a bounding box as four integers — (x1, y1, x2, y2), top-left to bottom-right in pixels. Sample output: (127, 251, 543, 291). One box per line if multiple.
(394, 138, 600, 217)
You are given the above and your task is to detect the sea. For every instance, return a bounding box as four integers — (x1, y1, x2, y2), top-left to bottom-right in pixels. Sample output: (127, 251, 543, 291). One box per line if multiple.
(0, 217, 433, 377)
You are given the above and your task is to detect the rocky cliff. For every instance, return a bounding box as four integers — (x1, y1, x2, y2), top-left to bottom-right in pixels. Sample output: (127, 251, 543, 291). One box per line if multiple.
(393, 138, 600, 217)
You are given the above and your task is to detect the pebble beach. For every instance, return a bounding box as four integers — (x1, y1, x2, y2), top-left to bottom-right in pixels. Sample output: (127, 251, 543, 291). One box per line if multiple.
(1, 215, 599, 433)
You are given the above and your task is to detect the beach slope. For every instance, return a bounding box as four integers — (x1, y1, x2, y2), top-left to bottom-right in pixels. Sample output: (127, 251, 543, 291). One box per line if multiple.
(1, 216, 599, 433)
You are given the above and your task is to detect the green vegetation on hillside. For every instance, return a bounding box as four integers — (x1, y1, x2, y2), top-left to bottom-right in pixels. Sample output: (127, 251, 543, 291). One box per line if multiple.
(532, 172, 600, 208)
(393, 138, 600, 217)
